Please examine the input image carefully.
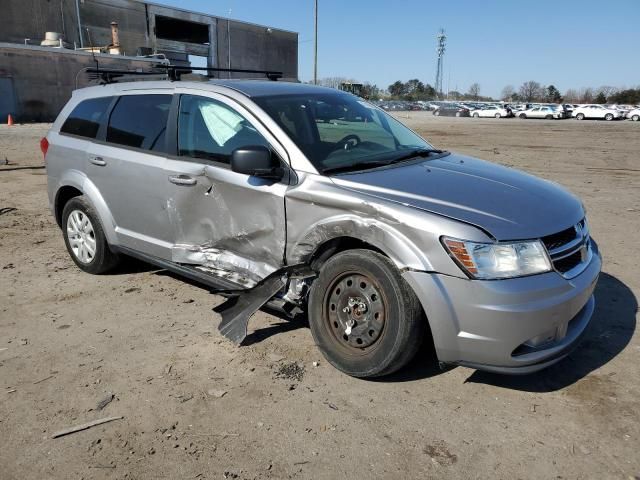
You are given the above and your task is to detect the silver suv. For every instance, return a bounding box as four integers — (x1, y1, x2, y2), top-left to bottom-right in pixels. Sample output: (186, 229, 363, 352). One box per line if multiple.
(44, 78, 601, 377)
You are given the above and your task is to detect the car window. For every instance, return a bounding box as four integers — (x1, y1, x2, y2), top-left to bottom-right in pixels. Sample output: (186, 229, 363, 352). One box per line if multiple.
(106, 94, 172, 152)
(178, 94, 269, 165)
(60, 96, 113, 138)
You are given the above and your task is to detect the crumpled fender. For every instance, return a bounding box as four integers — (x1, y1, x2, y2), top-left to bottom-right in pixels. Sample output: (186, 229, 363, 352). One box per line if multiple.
(287, 213, 433, 272)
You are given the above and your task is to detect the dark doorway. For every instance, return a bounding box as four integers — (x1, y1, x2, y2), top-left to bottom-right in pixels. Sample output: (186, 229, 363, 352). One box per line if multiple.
(155, 16, 209, 44)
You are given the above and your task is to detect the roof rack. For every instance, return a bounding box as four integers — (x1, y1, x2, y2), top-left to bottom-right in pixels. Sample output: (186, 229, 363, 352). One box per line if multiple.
(84, 65, 283, 84)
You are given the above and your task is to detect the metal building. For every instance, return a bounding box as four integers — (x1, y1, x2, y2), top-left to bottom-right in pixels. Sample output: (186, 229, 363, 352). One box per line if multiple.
(0, 0, 299, 121)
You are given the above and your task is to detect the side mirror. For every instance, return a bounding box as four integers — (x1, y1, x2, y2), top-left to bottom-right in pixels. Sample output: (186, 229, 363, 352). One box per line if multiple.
(231, 145, 283, 180)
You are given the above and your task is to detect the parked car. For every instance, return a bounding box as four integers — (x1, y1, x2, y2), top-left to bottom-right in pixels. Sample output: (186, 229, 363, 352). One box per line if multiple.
(517, 106, 564, 119)
(572, 105, 623, 120)
(626, 108, 640, 121)
(433, 104, 470, 117)
(470, 105, 511, 118)
(44, 77, 600, 378)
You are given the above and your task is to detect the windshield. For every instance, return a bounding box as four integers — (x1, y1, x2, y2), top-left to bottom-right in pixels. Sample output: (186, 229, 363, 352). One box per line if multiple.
(253, 92, 436, 174)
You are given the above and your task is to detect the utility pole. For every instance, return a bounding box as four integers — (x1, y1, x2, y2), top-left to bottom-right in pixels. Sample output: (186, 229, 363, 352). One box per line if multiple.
(313, 0, 318, 84)
(435, 29, 446, 99)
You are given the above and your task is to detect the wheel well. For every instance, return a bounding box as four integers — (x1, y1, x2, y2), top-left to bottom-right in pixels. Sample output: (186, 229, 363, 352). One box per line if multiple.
(308, 237, 387, 270)
(54, 186, 82, 227)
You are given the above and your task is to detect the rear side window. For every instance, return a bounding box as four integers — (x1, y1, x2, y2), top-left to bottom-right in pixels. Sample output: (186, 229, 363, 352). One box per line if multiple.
(106, 94, 172, 152)
(60, 97, 113, 138)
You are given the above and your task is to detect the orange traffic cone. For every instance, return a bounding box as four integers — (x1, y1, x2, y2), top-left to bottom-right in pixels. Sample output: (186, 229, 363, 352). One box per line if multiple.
(7, 114, 14, 126)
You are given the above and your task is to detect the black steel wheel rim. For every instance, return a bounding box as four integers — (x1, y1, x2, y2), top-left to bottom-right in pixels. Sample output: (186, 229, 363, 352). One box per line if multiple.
(323, 271, 387, 354)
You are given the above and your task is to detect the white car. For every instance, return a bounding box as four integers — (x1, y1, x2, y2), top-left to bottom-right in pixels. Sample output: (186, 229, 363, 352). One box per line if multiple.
(572, 105, 622, 121)
(516, 106, 563, 119)
(470, 105, 511, 118)
(625, 108, 640, 121)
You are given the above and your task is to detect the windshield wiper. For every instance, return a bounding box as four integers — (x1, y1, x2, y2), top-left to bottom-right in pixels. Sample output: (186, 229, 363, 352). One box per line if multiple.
(322, 160, 394, 175)
(322, 148, 445, 175)
(386, 148, 444, 165)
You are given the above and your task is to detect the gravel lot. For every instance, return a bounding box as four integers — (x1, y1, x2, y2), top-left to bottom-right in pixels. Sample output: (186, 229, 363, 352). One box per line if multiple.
(1, 115, 639, 479)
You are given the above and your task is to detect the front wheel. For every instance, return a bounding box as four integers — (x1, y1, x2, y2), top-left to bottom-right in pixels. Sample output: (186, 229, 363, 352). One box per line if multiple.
(308, 250, 425, 378)
(576, 113, 585, 120)
(62, 196, 120, 274)
(604, 113, 614, 121)
(632, 114, 639, 122)
(519, 113, 527, 119)
(495, 113, 501, 118)
(473, 112, 479, 118)
(455, 111, 461, 117)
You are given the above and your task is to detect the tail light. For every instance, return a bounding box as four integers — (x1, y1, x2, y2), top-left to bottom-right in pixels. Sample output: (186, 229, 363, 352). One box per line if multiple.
(40, 137, 49, 160)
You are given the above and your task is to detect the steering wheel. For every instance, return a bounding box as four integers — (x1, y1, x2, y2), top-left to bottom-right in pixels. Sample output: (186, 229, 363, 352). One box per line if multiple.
(335, 134, 361, 151)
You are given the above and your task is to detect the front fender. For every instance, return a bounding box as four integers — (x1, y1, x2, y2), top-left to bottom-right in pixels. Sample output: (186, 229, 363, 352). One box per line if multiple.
(285, 173, 490, 277)
(288, 213, 432, 272)
(56, 170, 119, 246)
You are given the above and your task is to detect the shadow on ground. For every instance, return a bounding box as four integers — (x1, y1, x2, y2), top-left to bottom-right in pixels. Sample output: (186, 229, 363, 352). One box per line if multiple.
(464, 272, 636, 392)
(108, 258, 636, 390)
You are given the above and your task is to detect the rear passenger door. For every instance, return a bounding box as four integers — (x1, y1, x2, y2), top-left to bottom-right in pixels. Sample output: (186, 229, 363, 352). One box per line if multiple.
(162, 90, 289, 286)
(86, 90, 174, 259)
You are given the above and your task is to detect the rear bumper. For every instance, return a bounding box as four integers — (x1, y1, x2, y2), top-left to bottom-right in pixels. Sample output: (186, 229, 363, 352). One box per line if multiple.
(403, 249, 601, 374)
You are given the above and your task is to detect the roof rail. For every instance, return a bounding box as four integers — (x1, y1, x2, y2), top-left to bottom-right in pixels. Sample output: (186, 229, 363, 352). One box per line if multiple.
(84, 65, 283, 85)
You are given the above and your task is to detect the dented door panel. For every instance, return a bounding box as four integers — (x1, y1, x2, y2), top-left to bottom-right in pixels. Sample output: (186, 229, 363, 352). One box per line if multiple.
(165, 159, 287, 287)
(163, 89, 290, 287)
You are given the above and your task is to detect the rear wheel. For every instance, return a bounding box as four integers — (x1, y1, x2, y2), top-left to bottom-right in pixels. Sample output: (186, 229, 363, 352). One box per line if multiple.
(545, 114, 554, 120)
(434, 110, 440, 116)
(604, 113, 614, 121)
(473, 112, 479, 118)
(519, 113, 527, 119)
(455, 111, 461, 117)
(576, 113, 585, 120)
(632, 115, 639, 122)
(62, 196, 120, 274)
(308, 250, 425, 378)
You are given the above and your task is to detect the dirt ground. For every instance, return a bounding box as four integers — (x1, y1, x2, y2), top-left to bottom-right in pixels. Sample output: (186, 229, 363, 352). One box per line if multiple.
(1, 115, 639, 480)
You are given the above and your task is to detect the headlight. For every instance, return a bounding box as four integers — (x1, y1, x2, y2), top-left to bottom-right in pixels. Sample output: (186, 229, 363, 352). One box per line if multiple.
(442, 237, 552, 279)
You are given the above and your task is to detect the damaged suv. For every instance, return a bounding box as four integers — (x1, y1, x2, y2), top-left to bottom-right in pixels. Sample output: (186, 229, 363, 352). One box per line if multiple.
(45, 75, 601, 377)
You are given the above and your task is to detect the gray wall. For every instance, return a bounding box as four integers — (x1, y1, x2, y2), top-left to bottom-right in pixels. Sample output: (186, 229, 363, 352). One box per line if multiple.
(0, 44, 160, 122)
(0, 0, 298, 121)
(0, 0, 297, 76)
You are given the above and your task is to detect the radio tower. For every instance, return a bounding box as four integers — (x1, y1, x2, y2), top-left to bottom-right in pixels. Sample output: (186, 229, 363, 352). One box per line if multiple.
(435, 29, 446, 99)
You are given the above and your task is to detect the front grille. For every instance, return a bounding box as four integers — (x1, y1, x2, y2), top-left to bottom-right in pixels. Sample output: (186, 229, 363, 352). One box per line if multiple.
(542, 226, 578, 251)
(542, 219, 590, 278)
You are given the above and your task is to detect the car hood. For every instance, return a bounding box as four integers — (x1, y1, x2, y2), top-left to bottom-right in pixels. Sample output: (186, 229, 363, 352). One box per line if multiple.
(330, 153, 584, 240)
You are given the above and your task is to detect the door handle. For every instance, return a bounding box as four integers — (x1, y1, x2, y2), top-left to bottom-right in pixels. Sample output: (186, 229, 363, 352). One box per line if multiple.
(168, 174, 197, 186)
(88, 156, 106, 166)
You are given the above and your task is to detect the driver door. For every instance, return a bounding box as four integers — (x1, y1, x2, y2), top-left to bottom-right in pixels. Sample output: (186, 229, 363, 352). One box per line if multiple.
(163, 89, 290, 287)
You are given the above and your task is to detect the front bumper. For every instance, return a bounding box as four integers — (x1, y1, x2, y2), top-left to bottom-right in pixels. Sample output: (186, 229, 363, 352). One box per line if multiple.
(403, 248, 601, 374)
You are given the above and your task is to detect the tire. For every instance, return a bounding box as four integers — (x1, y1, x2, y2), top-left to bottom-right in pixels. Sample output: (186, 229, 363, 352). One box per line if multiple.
(604, 113, 614, 121)
(632, 115, 639, 122)
(455, 111, 461, 117)
(519, 113, 527, 119)
(576, 113, 585, 120)
(473, 112, 479, 118)
(308, 249, 425, 378)
(495, 113, 501, 118)
(434, 110, 440, 116)
(61, 196, 120, 274)
(545, 114, 553, 120)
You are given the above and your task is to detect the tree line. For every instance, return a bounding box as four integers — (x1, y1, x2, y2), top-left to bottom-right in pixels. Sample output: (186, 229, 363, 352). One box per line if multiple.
(315, 77, 640, 104)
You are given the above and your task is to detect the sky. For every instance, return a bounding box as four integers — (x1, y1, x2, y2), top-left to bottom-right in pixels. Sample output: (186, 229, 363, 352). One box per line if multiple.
(151, 0, 640, 98)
